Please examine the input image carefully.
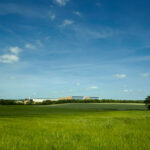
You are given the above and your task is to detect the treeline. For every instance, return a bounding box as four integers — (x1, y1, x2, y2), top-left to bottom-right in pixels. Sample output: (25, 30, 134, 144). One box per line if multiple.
(53, 99, 144, 104)
(0, 100, 23, 105)
(0, 99, 144, 105)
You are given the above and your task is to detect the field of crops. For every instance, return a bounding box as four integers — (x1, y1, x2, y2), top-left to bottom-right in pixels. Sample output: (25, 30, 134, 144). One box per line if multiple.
(0, 103, 149, 150)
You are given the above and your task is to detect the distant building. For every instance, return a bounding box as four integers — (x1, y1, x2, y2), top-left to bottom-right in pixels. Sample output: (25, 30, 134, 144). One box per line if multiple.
(24, 98, 33, 104)
(59, 96, 84, 100)
(84, 97, 99, 100)
(32, 98, 58, 103)
(16, 100, 24, 104)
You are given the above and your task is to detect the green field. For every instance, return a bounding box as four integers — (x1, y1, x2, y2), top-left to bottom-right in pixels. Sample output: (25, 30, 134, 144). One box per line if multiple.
(0, 103, 149, 150)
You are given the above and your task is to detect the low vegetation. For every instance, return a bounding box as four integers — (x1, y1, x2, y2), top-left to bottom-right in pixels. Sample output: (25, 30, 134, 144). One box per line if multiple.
(0, 103, 149, 150)
(0, 99, 144, 105)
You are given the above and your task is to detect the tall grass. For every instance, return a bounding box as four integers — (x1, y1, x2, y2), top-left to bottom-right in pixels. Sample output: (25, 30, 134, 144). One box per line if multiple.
(0, 104, 149, 150)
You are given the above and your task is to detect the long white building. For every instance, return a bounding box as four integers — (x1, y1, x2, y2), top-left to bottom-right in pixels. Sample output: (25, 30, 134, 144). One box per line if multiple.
(32, 98, 59, 103)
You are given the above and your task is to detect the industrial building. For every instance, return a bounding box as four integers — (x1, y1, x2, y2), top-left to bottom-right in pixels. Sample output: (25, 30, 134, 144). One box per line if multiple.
(24, 96, 99, 103)
(84, 97, 99, 100)
(59, 96, 100, 100)
(32, 98, 58, 103)
(59, 96, 84, 100)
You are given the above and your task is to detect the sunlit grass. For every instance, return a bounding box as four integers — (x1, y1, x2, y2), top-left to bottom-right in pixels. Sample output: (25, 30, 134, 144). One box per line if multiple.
(0, 104, 149, 150)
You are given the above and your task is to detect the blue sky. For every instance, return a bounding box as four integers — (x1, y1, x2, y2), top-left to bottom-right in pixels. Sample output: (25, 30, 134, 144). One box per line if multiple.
(0, 0, 150, 100)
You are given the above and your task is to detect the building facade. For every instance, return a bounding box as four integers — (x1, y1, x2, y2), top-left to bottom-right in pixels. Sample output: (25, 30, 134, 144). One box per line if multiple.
(32, 98, 58, 103)
(59, 96, 84, 100)
(84, 97, 99, 100)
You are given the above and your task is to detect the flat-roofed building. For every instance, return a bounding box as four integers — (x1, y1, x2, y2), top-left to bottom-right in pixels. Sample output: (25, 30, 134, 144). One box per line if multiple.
(59, 96, 84, 100)
(32, 98, 58, 103)
(84, 97, 99, 100)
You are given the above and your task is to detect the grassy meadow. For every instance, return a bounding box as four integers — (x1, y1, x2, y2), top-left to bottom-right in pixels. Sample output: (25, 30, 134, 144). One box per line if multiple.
(0, 103, 149, 150)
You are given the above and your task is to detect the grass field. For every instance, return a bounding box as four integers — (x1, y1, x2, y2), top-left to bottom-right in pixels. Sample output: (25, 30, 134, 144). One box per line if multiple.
(0, 103, 149, 150)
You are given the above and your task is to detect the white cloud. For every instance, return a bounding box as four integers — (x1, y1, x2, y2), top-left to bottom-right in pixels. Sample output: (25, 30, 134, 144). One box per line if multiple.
(123, 89, 129, 93)
(48, 12, 56, 20)
(0, 3, 47, 19)
(68, 89, 73, 93)
(9, 76, 17, 80)
(114, 74, 127, 79)
(141, 73, 150, 78)
(50, 14, 56, 20)
(123, 89, 133, 93)
(60, 19, 74, 27)
(73, 11, 81, 17)
(96, 2, 102, 7)
(120, 55, 150, 63)
(36, 40, 43, 47)
(54, 0, 69, 6)
(0, 54, 19, 63)
(88, 86, 99, 90)
(25, 44, 35, 49)
(73, 26, 116, 39)
(9, 46, 21, 55)
(76, 82, 80, 86)
(0, 46, 22, 63)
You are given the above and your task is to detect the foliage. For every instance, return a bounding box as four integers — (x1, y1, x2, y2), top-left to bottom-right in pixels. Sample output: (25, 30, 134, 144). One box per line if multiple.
(0, 99, 24, 105)
(0, 99, 144, 105)
(0, 100, 16, 105)
(25, 101, 33, 105)
(144, 96, 150, 110)
(144, 96, 150, 104)
(42, 100, 53, 105)
(54, 99, 143, 104)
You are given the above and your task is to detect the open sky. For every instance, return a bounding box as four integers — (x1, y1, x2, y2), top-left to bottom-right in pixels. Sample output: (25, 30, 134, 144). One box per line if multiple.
(0, 0, 150, 100)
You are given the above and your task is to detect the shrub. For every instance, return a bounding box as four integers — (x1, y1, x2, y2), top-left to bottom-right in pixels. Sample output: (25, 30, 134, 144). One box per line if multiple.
(144, 96, 150, 110)
(0, 100, 16, 105)
(42, 100, 53, 105)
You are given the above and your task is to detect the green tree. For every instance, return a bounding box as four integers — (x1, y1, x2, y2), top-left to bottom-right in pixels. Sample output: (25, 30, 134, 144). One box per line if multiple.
(0, 100, 16, 105)
(144, 96, 150, 110)
(42, 100, 53, 105)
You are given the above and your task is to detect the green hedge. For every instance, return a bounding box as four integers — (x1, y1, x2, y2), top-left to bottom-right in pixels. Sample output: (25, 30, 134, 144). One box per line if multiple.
(0, 99, 144, 105)
(0, 100, 17, 105)
(54, 99, 144, 104)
